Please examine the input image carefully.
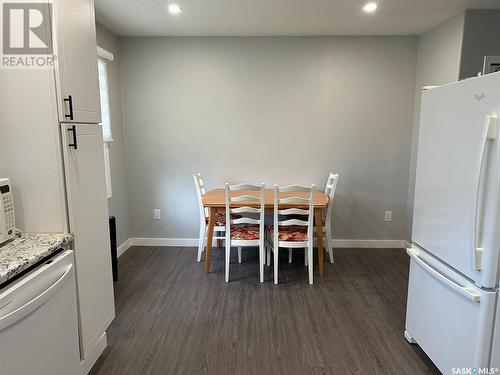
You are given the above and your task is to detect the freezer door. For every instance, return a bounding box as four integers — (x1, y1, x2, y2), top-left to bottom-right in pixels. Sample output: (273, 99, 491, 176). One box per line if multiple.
(405, 247, 496, 374)
(412, 72, 500, 287)
(491, 295, 500, 369)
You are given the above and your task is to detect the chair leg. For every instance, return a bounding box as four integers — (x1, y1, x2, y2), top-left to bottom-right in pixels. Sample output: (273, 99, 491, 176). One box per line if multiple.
(325, 230, 334, 264)
(266, 246, 271, 266)
(288, 248, 292, 263)
(259, 244, 264, 283)
(304, 248, 308, 266)
(225, 242, 231, 283)
(238, 246, 242, 264)
(308, 244, 313, 285)
(197, 225, 206, 262)
(274, 245, 279, 284)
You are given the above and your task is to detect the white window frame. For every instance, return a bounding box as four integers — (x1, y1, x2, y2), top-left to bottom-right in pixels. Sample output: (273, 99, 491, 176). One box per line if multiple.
(97, 46, 114, 199)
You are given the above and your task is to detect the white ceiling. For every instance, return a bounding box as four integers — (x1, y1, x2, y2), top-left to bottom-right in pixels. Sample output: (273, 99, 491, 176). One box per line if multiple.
(95, 0, 500, 37)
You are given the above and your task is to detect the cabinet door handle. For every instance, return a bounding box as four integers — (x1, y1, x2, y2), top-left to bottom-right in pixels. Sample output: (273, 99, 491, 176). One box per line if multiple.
(68, 125, 77, 149)
(64, 95, 74, 120)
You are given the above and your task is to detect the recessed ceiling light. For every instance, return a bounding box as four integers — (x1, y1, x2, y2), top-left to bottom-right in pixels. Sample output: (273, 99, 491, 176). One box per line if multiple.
(168, 3, 182, 15)
(363, 2, 378, 13)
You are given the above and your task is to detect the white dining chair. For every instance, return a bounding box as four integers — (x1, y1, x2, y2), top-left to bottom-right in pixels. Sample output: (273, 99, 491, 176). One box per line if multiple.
(193, 173, 230, 262)
(323, 173, 339, 263)
(266, 185, 315, 285)
(224, 183, 265, 283)
(280, 173, 339, 266)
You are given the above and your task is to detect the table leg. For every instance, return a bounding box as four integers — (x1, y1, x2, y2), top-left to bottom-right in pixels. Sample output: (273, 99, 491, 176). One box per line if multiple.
(314, 208, 324, 277)
(217, 232, 222, 248)
(205, 208, 216, 273)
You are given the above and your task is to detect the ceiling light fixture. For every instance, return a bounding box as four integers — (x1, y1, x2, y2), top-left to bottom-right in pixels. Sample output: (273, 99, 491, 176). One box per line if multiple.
(168, 3, 182, 15)
(363, 2, 378, 13)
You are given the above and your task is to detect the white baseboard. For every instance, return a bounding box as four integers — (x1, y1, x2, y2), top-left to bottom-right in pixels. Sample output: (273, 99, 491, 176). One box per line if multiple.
(117, 238, 133, 258)
(131, 237, 200, 247)
(332, 239, 410, 248)
(129, 237, 409, 249)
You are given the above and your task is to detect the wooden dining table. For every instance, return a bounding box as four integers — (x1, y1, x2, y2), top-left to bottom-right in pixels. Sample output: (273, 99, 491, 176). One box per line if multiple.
(202, 188, 329, 277)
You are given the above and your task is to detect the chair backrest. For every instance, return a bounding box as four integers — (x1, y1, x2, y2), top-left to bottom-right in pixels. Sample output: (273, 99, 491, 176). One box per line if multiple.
(324, 173, 339, 226)
(273, 184, 315, 242)
(225, 183, 265, 242)
(193, 173, 208, 220)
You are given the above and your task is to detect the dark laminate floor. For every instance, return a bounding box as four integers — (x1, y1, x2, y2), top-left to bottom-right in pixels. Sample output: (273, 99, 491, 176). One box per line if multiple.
(90, 246, 440, 375)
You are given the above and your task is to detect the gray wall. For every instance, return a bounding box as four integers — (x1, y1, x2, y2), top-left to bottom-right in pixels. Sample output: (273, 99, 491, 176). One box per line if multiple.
(118, 36, 418, 241)
(460, 10, 500, 79)
(406, 13, 464, 239)
(96, 24, 131, 247)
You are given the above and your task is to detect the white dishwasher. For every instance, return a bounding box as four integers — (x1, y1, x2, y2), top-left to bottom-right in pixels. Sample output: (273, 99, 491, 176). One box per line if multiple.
(0, 250, 80, 375)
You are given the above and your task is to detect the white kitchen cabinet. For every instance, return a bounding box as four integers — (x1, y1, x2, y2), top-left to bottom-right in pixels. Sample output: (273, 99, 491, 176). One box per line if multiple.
(1, 0, 114, 372)
(54, 0, 101, 123)
(61, 124, 115, 366)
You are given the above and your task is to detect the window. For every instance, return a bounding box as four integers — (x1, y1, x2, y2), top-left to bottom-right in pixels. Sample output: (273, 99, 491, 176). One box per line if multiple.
(98, 59, 113, 142)
(98, 55, 113, 199)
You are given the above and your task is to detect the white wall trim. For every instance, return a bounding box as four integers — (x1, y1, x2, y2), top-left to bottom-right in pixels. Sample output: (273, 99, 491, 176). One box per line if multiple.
(129, 237, 409, 249)
(131, 237, 200, 247)
(97, 45, 114, 61)
(332, 239, 410, 249)
(117, 238, 133, 257)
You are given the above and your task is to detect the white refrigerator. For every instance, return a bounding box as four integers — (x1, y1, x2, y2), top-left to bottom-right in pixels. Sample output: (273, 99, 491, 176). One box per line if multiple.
(405, 71, 500, 375)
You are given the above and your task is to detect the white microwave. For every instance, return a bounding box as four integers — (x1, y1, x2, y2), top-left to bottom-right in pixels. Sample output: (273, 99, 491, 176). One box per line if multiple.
(0, 178, 15, 245)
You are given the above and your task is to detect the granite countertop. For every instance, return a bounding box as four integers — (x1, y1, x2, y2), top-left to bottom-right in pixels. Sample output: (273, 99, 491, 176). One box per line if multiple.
(0, 232, 73, 286)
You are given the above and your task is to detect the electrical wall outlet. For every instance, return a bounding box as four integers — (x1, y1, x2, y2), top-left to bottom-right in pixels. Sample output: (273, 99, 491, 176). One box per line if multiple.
(384, 210, 392, 222)
(153, 208, 161, 220)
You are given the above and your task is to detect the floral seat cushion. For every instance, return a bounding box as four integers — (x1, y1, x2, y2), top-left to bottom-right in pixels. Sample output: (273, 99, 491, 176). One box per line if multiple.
(230, 225, 260, 240)
(268, 226, 308, 241)
(206, 213, 240, 227)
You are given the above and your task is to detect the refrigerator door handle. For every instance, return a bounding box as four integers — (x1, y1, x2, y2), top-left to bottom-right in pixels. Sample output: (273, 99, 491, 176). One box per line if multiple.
(472, 115, 498, 271)
(407, 248, 480, 303)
